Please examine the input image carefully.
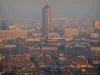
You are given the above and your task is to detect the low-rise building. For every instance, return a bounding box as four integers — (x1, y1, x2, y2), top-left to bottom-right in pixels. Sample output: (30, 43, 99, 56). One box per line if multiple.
(64, 28, 79, 38)
(91, 33, 100, 38)
(67, 56, 89, 68)
(94, 21, 100, 29)
(0, 54, 5, 61)
(91, 47, 100, 64)
(0, 30, 27, 40)
(85, 28, 94, 35)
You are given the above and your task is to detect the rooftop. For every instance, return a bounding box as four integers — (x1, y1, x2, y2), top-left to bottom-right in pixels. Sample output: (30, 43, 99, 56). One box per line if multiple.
(43, 4, 50, 9)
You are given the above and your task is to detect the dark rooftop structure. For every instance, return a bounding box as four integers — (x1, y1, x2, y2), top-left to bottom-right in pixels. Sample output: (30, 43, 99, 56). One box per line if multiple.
(43, 4, 50, 9)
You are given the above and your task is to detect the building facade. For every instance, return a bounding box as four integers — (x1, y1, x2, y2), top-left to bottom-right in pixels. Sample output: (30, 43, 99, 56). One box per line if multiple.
(64, 28, 79, 38)
(91, 33, 100, 38)
(42, 5, 52, 37)
(91, 47, 100, 64)
(1, 20, 8, 30)
(94, 21, 100, 29)
(0, 30, 27, 40)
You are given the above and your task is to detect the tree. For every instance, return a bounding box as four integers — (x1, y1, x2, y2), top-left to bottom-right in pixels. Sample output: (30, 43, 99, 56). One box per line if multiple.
(57, 44, 65, 52)
(78, 32, 90, 39)
(27, 31, 33, 37)
(30, 56, 40, 75)
(16, 37, 25, 43)
(52, 57, 58, 61)
(34, 37, 48, 57)
(0, 61, 3, 72)
(30, 56, 38, 65)
(44, 37, 48, 44)
(7, 40, 13, 44)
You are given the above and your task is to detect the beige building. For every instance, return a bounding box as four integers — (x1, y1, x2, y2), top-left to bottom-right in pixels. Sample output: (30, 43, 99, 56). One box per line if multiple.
(0, 30, 27, 40)
(91, 33, 100, 38)
(26, 38, 40, 42)
(94, 21, 100, 29)
(32, 33, 41, 37)
(0, 54, 5, 60)
(85, 28, 94, 34)
(64, 28, 79, 38)
(91, 47, 100, 64)
(48, 32, 62, 40)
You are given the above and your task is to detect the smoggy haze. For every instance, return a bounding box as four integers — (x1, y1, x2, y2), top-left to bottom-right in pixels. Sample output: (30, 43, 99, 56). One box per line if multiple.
(0, 0, 100, 24)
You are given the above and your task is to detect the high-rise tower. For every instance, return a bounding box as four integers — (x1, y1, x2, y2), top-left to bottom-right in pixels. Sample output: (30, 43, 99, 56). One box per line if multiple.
(42, 5, 52, 37)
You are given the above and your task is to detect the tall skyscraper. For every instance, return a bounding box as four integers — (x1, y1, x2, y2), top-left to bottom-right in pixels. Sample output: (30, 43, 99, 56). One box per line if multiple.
(42, 5, 52, 37)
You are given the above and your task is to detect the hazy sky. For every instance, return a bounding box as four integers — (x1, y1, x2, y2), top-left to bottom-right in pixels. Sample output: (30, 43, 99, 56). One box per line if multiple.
(0, 0, 100, 23)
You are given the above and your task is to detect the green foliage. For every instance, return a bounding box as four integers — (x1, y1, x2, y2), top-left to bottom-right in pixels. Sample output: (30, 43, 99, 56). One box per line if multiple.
(30, 56, 38, 65)
(43, 37, 48, 43)
(57, 44, 65, 51)
(7, 40, 12, 44)
(15, 37, 25, 43)
(16, 38, 25, 41)
(78, 32, 87, 38)
(51, 57, 58, 61)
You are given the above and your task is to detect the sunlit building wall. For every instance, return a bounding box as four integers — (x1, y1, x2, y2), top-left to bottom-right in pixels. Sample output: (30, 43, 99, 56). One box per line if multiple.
(91, 33, 100, 38)
(64, 28, 79, 38)
(85, 28, 94, 34)
(91, 47, 100, 64)
(0, 30, 27, 40)
(94, 21, 100, 29)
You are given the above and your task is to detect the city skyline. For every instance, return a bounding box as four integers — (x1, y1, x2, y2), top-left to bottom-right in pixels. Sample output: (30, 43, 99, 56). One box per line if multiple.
(0, 0, 100, 74)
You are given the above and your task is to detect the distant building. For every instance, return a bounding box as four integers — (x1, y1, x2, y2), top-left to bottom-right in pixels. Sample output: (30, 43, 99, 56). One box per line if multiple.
(65, 46, 92, 58)
(85, 28, 94, 35)
(79, 28, 86, 33)
(91, 33, 100, 38)
(91, 47, 100, 64)
(3, 54, 32, 69)
(0, 54, 5, 60)
(8, 25, 21, 30)
(26, 38, 40, 42)
(42, 5, 52, 37)
(32, 33, 41, 37)
(48, 32, 62, 40)
(94, 29, 100, 33)
(1, 20, 8, 30)
(0, 30, 27, 40)
(67, 56, 89, 68)
(43, 54, 51, 65)
(64, 28, 79, 38)
(94, 21, 100, 29)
